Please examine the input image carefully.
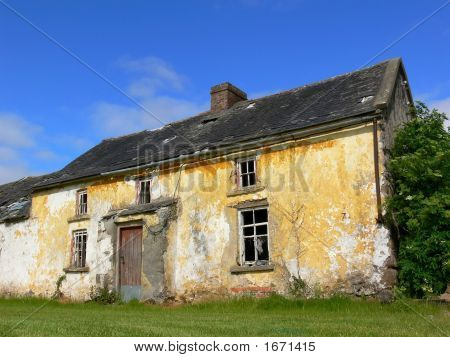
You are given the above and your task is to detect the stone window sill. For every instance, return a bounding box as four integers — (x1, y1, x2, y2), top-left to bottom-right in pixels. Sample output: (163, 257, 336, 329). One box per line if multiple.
(227, 185, 265, 197)
(67, 214, 90, 223)
(63, 267, 90, 273)
(230, 264, 274, 274)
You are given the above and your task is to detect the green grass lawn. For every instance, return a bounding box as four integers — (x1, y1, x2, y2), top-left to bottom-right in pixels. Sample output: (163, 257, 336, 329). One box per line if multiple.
(0, 295, 448, 337)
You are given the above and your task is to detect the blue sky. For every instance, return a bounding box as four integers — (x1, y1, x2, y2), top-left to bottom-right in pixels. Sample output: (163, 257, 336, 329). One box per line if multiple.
(0, 0, 449, 184)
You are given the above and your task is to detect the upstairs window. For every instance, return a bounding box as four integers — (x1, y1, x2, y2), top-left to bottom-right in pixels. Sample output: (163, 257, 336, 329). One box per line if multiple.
(72, 230, 87, 268)
(138, 179, 151, 204)
(239, 207, 269, 265)
(237, 158, 256, 188)
(76, 189, 87, 215)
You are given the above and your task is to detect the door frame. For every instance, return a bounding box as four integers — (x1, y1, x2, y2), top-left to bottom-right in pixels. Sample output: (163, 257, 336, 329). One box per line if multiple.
(115, 223, 143, 294)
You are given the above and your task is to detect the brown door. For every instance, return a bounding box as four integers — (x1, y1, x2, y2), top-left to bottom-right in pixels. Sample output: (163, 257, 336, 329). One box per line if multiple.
(119, 226, 142, 301)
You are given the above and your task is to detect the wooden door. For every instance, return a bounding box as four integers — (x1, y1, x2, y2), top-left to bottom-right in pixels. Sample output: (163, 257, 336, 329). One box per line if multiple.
(119, 226, 142, 301)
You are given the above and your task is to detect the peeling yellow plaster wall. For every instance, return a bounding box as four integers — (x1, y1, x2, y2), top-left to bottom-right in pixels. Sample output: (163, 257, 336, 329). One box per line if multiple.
(158, 123, 390, 298)
(1, 122, 392, 300)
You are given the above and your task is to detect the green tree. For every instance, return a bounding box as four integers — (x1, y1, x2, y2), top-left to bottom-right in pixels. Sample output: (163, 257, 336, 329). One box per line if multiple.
(387, 101, 449, 298)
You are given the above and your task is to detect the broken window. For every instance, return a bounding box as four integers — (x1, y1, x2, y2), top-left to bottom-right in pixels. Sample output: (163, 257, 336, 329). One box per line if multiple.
(237, 158, 256, 188)
(76, 189, 87, 215)
(240, 207, 269, 265)
(138, 179, 151, 204)
(72, 230, 87, 268)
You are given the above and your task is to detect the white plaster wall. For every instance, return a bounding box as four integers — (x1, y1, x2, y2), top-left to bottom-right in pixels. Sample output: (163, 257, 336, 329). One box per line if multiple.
(0, 218, 39, 295)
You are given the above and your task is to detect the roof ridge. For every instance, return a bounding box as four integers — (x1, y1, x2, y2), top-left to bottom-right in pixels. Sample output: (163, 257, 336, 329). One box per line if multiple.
(101, 129, 149, 142)
(248, 58, 394, 103)
(93, 59, 395, 145)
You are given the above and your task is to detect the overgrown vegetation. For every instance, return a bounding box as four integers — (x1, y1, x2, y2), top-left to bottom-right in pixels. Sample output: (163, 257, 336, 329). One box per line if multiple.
(89, 282, 121, 305)
(0, 295, 448, 336)
(52, 275, 66, 299)
(386, 101, 449, 298)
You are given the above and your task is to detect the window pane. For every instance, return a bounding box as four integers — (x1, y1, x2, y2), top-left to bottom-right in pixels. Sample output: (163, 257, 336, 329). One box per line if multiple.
(255, 224, 267, 235)
(240, 161, 248, 174)
(244, 238, 255, 262)
(254, 209, 268, 223)
(139, 181, 151, 204)
(249, 172, 256, 186)
(243, 226, 254, 236)
(242, 174, 249, 187)
(82, 236, 87, 267)
(247, 160, 255, 173)
(242, 211, 254, 225)
(256, 236, 269, 261)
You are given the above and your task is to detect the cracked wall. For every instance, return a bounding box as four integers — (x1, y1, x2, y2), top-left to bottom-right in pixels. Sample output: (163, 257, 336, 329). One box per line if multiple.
(0, 121, 396, 300)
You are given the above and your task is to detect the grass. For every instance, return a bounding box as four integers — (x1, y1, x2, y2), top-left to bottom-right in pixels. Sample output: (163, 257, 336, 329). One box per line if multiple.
(0, 295, 448, 336)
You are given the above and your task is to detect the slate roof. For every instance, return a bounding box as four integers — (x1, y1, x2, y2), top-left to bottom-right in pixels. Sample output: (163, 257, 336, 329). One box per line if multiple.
(0, 174, 56, 223)
(0, 58, 408, 223)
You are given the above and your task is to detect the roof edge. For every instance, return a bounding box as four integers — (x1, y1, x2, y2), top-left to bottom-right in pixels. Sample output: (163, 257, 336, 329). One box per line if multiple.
(373, 58, 413, 110)
(32, 111, 380, 192)
(373, 58, 401, 109)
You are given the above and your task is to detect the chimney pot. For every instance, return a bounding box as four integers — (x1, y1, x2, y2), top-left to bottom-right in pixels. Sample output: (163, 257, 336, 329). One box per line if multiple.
(210, 82, 247, 112)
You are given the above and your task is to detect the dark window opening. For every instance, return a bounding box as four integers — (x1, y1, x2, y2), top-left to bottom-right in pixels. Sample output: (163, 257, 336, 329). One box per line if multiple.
(76, 189, 87, 215)
(240, 207, 269, 265)
(72, 230, 87, 268)
(238, 159, 256, 188)
(138, 180, 151, 204)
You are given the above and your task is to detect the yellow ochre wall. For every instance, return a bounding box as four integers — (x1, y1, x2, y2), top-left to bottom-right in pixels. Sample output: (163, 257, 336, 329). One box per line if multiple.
(0, 122, 393, 300)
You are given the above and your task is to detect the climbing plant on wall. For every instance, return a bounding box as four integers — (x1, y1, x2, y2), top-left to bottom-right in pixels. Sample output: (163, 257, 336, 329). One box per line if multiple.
(386, 101, 449, 298)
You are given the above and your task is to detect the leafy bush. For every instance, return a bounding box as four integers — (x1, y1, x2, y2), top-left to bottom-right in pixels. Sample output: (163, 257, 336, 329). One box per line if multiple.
(386, 102, 449, 298)
(89, 282, 121, 304)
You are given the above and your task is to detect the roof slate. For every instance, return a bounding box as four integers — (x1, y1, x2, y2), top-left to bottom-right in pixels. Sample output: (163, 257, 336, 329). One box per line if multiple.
(37, 59, 393, 188)
(0, 174, 57, 223)
(0, 58, 404, 223)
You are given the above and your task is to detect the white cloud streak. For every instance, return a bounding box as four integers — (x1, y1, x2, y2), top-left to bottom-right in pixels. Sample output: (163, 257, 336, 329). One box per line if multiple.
(0, 112, 41, 147)
(92, 56, 207, 136)
(0, 113, 62, 184)
(430, 97, 450, 118)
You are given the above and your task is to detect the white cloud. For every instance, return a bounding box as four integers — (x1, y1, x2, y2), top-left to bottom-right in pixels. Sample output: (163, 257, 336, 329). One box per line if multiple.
(0, 112, 41, 147)
(0, 147, 18, 161)
(0, 114, 39, 183)
(34, 149, 59, 161)
(429, 97, 450, 118)
(92, 97, 207, 135)
(92, 56, 207, 136)
(0, 164, 35, 185)
(49, 134, 93, 152)
(429, 96, 450, 129)
(118, 56, 186, 93)
(0, 113, 63, 184)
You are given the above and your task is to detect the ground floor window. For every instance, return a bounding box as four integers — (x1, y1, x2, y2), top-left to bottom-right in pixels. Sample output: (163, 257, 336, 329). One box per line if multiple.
(72, 230, 87, 268)
(239, 207, 269, 265)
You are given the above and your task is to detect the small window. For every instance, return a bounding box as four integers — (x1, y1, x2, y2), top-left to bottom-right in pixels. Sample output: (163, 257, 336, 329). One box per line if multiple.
(72, 230, 87, 268)
(76, 189, 87, 215)
(138, 179, 151, 204)
(237, 158, 256, 188)
(240, 207, 269, 265)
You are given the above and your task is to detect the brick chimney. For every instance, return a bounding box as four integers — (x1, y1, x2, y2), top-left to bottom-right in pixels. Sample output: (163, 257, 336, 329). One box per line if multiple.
(210, 82, 247, 112)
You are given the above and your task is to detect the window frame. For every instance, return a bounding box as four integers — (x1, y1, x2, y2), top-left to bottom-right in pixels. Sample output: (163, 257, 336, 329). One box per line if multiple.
(137, 178, 151, 204)
(76, 189, 88, 216)
(71, 229, 88, 268)
(236, 157, 257, 189)
(238, 206, 270, 266)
